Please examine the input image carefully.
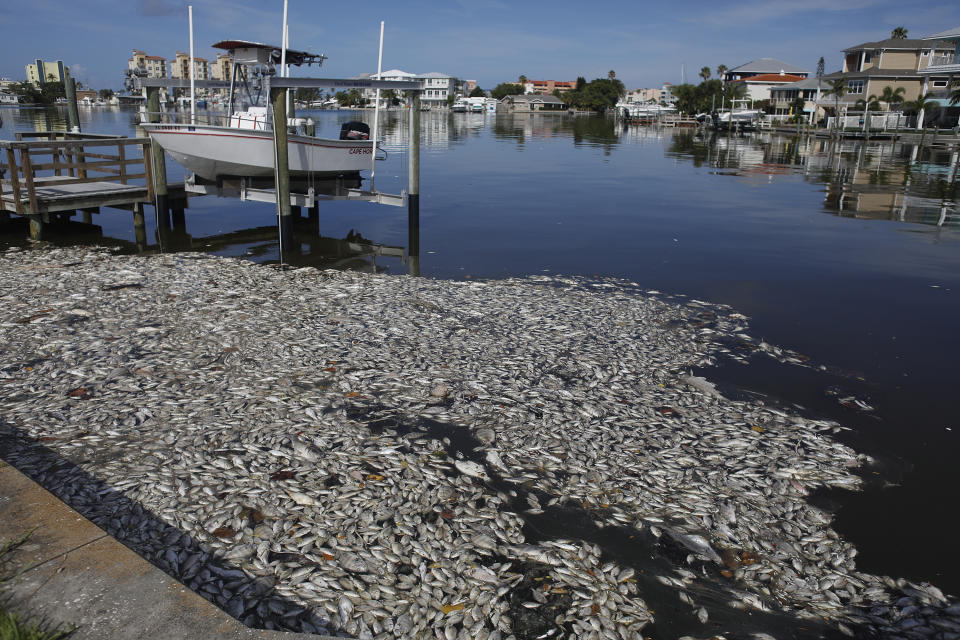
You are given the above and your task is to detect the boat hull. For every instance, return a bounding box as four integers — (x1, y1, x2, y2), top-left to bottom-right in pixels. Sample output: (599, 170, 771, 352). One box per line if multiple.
(142, 124, 376, 181)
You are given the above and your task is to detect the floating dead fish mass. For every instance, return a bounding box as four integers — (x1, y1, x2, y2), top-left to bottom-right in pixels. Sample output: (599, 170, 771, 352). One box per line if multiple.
(0, 245, 956, 640)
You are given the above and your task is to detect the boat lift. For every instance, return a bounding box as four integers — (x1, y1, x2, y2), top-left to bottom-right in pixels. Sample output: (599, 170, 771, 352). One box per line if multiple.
(131, 72, 425, 272)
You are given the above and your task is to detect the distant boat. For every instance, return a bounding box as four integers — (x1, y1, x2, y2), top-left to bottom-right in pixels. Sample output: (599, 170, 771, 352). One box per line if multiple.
(452, 98, 468, 113)
(713, 99, 762, 130)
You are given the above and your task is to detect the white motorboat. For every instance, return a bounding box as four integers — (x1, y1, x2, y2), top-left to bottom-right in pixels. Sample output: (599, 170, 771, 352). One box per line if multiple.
(452, 98, 468, 112)
(713, 100, 763, 129)
(618, 101, 676, 119)
(141, 40, 380, 181)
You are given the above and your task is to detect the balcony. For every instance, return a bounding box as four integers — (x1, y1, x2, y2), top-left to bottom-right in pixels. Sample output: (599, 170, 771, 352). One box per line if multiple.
(922, 54, 960, 74)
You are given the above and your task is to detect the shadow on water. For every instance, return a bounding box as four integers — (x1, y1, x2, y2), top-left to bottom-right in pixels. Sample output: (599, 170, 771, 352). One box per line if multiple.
(346, 404, 847, 640)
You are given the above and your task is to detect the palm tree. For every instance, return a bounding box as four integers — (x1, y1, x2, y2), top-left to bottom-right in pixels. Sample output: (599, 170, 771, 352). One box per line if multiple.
(878, 86, 906, 110)
(825, 79, 847, 131)
(716, 64, 728, 80)
(699, 66, 711, 82)
(891, 26, 908, 39)
(949, 80, 960, 106)
(906, 92, 939, 145)
(607, 70, 616, 80)
(861, 94, 881, 111)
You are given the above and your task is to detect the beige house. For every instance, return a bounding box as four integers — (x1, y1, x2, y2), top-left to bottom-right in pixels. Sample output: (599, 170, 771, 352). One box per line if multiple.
(829, 37, 953, 108)
(918, 26, 960, 126)
(128, 51, 167, 78)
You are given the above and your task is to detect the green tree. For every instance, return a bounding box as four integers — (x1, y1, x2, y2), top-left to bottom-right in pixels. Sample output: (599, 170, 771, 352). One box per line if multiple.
(334, 90, 350, 106)
(789, 96, 806, 122)
(906, 92, 938, 127)
(98, 88, 115, 100)
(382, 89, 400, 106)
(699, 66, 711, 82)
(855, 94, 881, 111)
(469, 86, 486, 98)
(518, 74, 527, 89)
(891, 26, 908, 39)
(295, 87, 320, 103)
(825, 78, 847, 129)
(575, 76, 586, 91)
(608, 70, 616, 80)
(491, 83, 523, 100)
(563, 77, 625, 113)
(950, 80, 960, 106)
(878, 85, 906, 110)
(716, 64, 728, 79)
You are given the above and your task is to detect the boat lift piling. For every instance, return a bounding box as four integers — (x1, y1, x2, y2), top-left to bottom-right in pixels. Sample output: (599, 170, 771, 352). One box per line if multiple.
(133, 67, 425, 271)
(145, 86, 171, 231)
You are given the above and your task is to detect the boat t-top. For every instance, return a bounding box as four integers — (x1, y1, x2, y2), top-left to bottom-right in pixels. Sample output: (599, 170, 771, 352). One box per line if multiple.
(140, 40, 381, 182)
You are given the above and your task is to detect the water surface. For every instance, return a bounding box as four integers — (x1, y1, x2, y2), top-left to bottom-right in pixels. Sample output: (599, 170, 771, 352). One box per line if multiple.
(2, 105, 958, 595)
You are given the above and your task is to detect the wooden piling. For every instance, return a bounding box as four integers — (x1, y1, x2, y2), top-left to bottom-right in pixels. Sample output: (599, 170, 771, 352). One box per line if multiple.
(146, 87, 171, 230)
(270, 86, 292, 261)
(64, 71, 80, 133)
(133, 202, 147, 249)
(408, 92, 421, 277)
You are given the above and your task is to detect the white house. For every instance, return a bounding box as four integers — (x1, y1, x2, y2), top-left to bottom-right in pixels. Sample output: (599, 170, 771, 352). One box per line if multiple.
(358, 69, 456, 108)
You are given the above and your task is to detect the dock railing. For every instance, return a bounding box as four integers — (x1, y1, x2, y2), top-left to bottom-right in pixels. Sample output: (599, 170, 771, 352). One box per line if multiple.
(1, 135, 155, 216)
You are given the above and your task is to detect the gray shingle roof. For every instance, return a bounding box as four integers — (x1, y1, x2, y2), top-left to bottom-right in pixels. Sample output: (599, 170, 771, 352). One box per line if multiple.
(504, 94, 565, 103)
(843, 38, 951, 52)
(923, 26, 960, 40)
(728, 58, 808, 74)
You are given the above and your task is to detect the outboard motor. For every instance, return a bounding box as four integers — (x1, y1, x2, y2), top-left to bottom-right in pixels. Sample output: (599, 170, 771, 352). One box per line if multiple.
(339, 121, 370, 140)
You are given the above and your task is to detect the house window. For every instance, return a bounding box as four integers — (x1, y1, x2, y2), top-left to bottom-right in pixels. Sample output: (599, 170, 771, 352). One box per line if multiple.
(864, 52, 872, 63)
(932, 79, 949, 88)
(847, 80, 864, 94)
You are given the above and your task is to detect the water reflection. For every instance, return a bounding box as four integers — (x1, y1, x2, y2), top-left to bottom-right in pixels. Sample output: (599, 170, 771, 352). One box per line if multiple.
(667, 131, 959, 228)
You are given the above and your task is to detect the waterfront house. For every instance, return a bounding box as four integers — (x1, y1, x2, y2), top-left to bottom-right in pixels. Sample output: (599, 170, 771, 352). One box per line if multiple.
(770, 77, 826, 117)
(128, 51, 167, 78)
(25, 59, 68, 85)
(730, 71, 808, 101)
(723, 58, 809, 83)
(827, 37, 953, 111)
(357, 70, 455, 108)
(918, 26, 960, 126)
(499, 94, 567, 113)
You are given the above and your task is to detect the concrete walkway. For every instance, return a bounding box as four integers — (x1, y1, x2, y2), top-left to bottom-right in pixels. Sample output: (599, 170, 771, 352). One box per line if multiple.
(0, 460, 338, 640)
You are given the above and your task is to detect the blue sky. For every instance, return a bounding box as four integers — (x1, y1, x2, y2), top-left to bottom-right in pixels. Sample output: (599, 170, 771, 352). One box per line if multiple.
(1, 0, 958, 91)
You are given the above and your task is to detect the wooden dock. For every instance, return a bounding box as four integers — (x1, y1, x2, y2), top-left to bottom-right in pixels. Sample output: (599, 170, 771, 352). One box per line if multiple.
(1, 132, 155, 240)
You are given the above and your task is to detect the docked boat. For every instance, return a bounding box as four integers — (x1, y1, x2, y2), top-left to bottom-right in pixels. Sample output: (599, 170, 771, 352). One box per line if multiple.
(452, 98, 468, 113)
(713, 100, 763, 130)
(140, 40, 380, 181)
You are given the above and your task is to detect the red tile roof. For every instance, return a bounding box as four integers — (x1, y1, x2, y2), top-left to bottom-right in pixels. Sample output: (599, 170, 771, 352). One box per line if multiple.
(737, 73, 805, 83)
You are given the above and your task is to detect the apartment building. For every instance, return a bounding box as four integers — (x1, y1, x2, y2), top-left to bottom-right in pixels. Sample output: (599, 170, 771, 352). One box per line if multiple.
(170, 52, 210, 81)
(128, 50, 167, 78)
(524, 80, 575, 95)
(211, 53, 233, 82)
(25, 59, 68, 85)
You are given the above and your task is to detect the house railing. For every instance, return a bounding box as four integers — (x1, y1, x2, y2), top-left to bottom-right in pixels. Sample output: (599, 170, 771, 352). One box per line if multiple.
(929, 54, 958, 68)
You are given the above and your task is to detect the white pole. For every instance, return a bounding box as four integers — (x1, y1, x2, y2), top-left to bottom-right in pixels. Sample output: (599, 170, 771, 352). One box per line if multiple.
(188, 5, 195, 124)
(280, 0, 288, 75)
(370, 20, 384, 190)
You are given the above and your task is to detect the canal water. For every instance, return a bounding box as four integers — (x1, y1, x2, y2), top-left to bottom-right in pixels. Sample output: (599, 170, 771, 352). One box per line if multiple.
(2, 106, 959, 599)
